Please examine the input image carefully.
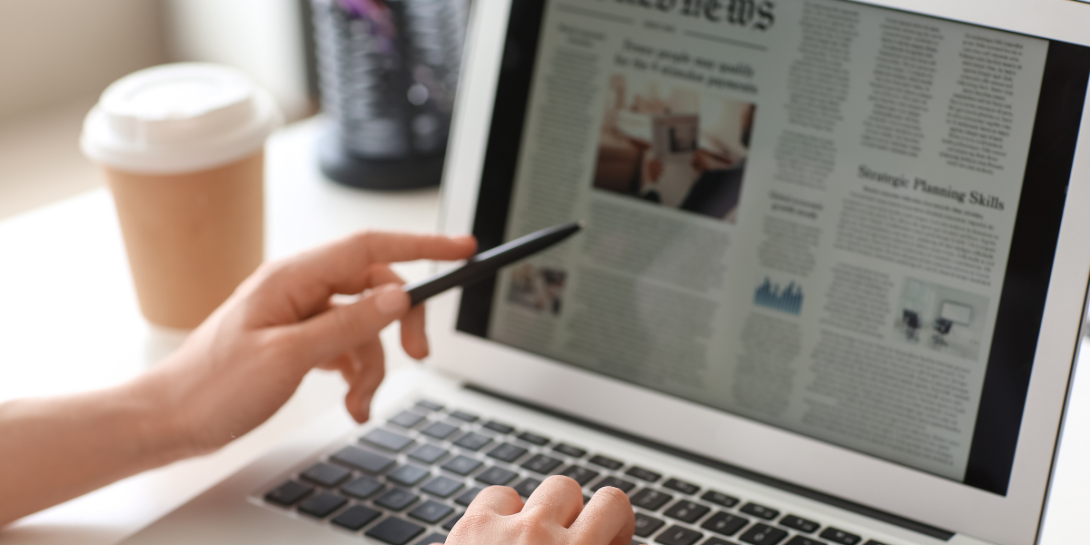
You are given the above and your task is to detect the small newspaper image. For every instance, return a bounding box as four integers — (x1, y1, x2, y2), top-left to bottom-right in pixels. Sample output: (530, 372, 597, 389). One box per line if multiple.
(592, 73, 755, 223)
(507, 263, 567, 316)
(893, 277, 990, 361)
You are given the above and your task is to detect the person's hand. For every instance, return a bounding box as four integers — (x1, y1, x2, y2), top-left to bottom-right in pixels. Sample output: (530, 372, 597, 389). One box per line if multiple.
(132, 231, 477, 461)
(646, 158, 664, 184)
(693, 146, 733, 172)
(448, 476, 635, 545)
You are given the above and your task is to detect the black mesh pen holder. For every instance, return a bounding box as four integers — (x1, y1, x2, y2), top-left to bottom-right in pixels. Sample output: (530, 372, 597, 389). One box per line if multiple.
(312, 0, 467, 190)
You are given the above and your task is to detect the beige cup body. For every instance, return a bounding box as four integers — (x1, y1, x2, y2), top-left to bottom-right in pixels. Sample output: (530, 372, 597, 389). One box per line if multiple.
(105, 152, 265, 329)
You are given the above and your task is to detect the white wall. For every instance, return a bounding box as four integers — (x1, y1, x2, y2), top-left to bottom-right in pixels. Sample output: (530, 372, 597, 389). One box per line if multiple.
(0, 0, 312, 220)
(163, 0, 313, 121)
(0, 0, 166, 121)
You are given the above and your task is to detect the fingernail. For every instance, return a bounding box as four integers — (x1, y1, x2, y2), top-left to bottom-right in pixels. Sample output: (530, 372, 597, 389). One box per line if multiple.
(375, 285, 408, 315)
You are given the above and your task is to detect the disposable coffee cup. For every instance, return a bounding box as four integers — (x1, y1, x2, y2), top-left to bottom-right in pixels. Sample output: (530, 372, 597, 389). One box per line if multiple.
(81, 63, 283, 329)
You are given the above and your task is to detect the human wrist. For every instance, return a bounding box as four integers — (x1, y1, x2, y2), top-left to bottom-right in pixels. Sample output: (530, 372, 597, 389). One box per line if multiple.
(121, 361, 208, 467)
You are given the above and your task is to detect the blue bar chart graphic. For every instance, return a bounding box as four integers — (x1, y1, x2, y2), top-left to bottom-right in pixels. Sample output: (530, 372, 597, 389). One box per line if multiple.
(754, 278, 803, 315)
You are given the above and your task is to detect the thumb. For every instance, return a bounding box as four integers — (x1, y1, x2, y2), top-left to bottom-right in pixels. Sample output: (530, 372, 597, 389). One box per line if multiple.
(288, 283, 410, 367)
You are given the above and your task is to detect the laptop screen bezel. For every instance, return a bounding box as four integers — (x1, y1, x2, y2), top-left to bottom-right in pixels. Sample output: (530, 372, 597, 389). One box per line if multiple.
(430, 0, 1090, 542)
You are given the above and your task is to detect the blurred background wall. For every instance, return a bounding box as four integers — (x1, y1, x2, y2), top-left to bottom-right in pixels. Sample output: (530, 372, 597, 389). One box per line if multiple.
(0, 1, 167, 121)
(162, 0, 313, 121)
(0, 0, 316, 219)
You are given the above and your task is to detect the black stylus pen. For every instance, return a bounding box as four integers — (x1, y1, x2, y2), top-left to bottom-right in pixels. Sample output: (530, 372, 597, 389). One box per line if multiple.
(404, 220, 584, 306)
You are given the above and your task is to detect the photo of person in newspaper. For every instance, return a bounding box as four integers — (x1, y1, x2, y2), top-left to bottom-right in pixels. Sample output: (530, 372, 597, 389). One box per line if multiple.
(592, 73, 756, 223)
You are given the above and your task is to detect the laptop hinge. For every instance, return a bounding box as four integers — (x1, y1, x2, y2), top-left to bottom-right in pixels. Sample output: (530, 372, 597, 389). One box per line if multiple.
(465, 382, 956, 542)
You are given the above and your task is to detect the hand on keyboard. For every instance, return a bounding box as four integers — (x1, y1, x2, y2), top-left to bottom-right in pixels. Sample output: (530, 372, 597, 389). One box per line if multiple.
(446, 476, 635, 545)
(137, 231, 477, 456)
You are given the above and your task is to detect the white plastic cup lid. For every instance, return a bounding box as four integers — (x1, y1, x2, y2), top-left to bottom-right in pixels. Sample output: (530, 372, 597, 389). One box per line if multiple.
(81, 63, 284, 175)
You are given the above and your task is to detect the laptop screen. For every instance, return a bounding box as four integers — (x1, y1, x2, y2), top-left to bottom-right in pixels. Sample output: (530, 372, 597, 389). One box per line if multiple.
(456, 0, 1090, 496)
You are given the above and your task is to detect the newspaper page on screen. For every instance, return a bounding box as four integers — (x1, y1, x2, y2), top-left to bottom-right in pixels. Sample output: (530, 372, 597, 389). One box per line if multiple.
(484, 0, 1049, 482)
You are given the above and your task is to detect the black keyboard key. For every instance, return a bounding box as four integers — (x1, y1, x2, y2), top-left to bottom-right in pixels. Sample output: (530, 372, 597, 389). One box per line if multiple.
(342, 475, 385, 499)
(632, 488, 674, 511)
(362, 428, 415, 452)
(390, 410, 427, 428)
(786, 537, 826, 545)
(780, 515, 819, 534)
(422, 475, 464, 498)
(441, 455, 483, 476)
(656, 525, 704, 545)
(664, 500, 711, 523)
(518, 431, 550, 446)
(740, 524, 788, 545)
(443, 512, 464, 531)
(332, 446, 396, 474)
(301, 462, 351, 487)
(702, 512, 749, 536)
(663, 478, 700, 495)
(560, 465, 600, 486)
(366, 517, 427, 545)
(634, 512, 666, 537)
(476, 466, 519, 486)
(415, 533, 448, 545)
(522, 454, 563, 474)
(483, 421, 515, 434)
(416, 400, 444, 411)
(819, 528, 861, 545)
(422, 421, 460, 440)
(450, 410, 479, 423)
(626, 466, 662, 482)
(454, 432, 493, 452)
(409, 500, 455, 524)
(455, 487, 484, 506)
(554, 443, 587, 458)
(863, 541, 888, 545)
(487, 443, 529, 463)
(588, 455, 623, 470)
(703, 539, 738, 545)
(701, 491, 739, 508)
(514, 477, 543, 497)
(298, 492, 347, 518)
(590, 476, 637, 494)
(332, 504, 382, 530)
(389, 465, 431, 487)
(740, 503, 779, 520)
(376, 488, 420, 511)
(265, 480, 313, 506)
(409, 444, 449, 464)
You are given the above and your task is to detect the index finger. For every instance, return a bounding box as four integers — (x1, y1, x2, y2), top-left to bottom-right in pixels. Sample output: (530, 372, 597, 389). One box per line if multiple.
(278, 231, 477, 299)
(569, 487, 634, 545)
(351, 231, 477, 268)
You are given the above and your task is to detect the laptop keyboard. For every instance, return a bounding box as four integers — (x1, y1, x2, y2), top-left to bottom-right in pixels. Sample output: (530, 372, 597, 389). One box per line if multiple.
(261, 400, 893, 545)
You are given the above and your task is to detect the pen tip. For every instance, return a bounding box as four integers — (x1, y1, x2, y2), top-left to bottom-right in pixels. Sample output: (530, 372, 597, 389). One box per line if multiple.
(576, 219, 586, 229)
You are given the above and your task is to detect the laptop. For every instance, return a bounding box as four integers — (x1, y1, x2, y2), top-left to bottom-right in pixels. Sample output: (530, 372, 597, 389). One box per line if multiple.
(120, 1, 1090, 544)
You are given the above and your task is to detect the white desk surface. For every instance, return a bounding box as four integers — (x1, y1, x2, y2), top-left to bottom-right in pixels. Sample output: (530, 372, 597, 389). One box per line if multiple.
(0, 117, 1087, 545)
